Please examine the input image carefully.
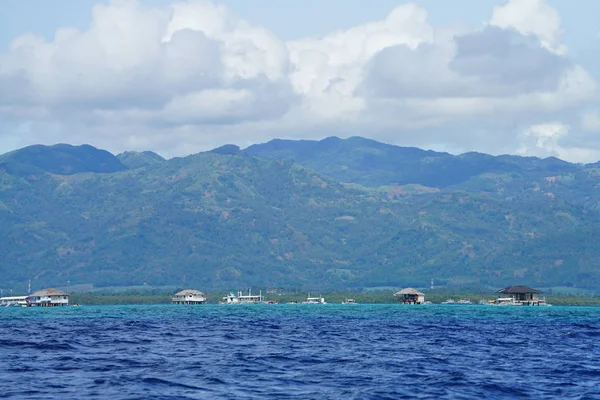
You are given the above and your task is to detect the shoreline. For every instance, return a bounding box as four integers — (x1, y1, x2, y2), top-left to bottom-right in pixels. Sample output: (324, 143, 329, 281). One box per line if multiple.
(62, 292, 600, 306)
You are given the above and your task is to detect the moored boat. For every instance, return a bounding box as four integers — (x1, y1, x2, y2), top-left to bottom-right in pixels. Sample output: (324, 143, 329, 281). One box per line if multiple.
(490, 297, 522, 306)
(220, 289, 263, 304)
(302, 294, 326, 304)
(0, 296, 28, 307)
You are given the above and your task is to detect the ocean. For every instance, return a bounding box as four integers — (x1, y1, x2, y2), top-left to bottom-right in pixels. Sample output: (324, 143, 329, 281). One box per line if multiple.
(1, 304, 599, 399)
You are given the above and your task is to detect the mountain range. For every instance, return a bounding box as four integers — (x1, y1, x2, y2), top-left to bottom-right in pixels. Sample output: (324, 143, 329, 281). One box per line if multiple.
(1, 136, 599, 292)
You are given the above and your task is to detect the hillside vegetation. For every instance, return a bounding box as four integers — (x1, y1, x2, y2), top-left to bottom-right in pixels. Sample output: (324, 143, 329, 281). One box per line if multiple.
(1, 138, 600, 291)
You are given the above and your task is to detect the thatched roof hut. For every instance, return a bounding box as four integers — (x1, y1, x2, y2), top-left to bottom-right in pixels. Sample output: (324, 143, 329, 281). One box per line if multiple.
(27, 288, 69, 307)
(30, 288, 68, 297)
(394, 288, 424, 296)
(496, 285, 540, 294)
(394, 287, 425, 304)
(172, 289, 207, 304)
(174, 289, 206, 296)
(495, 285, 543, 304)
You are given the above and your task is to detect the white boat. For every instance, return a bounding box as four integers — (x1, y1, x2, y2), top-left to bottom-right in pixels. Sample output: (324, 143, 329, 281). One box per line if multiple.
(489, 297, 551, 306)
(220, 289, 263, 304)
(442, 299, 472, 305)
(302, 294, 326, 304)
(490, 297, 522, 306)
(0, 296, 28, 307)
(341, 299, 357, 304)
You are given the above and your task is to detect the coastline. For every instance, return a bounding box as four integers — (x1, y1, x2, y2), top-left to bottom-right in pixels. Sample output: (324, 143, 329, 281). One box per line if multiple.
(61, 292, 600, 306)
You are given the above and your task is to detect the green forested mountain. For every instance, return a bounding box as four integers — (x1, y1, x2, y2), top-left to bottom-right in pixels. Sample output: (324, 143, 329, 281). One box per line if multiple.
(1, 139, 600, 292)
(245, 136, 581, 188)
(0, 143, 128, 175)
(116, 150, 165, 169)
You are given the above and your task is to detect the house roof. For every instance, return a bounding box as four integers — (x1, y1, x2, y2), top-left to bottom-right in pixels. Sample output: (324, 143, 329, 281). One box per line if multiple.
(174, 289, 205, 296)
(496, 285, 541, 294)
(29, 288, 68, 297)
(394, 287, 424, 296)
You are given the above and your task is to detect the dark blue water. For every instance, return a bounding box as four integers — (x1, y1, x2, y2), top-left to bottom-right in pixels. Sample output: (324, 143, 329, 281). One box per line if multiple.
(1, 304, 599, 399)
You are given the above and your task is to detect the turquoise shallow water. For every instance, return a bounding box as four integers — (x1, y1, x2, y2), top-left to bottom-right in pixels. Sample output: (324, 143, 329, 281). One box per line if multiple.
(1, 304, 599, 399)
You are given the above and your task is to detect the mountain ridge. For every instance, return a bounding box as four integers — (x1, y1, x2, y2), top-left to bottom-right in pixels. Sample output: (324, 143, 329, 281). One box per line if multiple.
(245, 136, 585, 188)
(1, 137, 599, 291)
(0, 143, 128, 176)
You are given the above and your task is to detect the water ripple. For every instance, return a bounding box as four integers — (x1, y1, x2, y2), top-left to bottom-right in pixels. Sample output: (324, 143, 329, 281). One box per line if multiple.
(1, 304, 600, 399)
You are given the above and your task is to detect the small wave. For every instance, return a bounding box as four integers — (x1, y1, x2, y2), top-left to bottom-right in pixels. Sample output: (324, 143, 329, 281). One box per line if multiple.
(0, 339, 77, 351)
(0, 390, 43, 399)
(1, 304, 599, 399)
(141, 377, 205, 390)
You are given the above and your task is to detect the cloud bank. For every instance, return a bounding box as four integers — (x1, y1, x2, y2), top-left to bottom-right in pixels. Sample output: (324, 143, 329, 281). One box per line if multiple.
(0, 0, 598, 162)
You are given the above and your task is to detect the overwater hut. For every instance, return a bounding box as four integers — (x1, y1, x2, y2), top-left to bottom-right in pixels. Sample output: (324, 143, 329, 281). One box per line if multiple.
(394, 288, 425, 304)
(171, 289, 207, 304)
(496, 285, 546, 306)
(27, 288, 69, 307)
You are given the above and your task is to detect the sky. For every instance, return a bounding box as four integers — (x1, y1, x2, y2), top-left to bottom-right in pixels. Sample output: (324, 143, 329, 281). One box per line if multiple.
(1, 0, 600, 162)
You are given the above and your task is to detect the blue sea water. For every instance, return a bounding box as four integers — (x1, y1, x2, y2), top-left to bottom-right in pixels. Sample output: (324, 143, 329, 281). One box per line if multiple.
(1, 304, 599, 400)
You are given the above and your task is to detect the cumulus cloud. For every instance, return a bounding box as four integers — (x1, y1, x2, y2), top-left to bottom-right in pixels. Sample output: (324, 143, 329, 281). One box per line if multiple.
(0, 0, 598, 162)
(517, 122, 569, 157)
(582, 110, 600, 132)
(286, 3, 433, 120)
(517, 123, 600, 163)
(490, 0, 566, 54)
(361, 25, 570, 100)
(451, 27, 569, 94)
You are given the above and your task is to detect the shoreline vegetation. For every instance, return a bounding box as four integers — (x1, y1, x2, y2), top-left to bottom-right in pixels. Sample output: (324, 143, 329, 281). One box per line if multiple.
(64, 292, 600, 306)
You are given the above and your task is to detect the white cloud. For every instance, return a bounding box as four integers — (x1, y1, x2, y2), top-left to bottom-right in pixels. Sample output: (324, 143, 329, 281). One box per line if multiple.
(0, 0, 293, 109)
(516, 123, 600, 163)
(490, 0, 566, 55)
(361, 25, 571, 100)
(1, 1, 172, 106)
(517, 122, 569, 156)
(0, 0, 598, 163)
(582, 110, 600, 132)
(165, 1, 290, 82)
(286, 3, 434, 121)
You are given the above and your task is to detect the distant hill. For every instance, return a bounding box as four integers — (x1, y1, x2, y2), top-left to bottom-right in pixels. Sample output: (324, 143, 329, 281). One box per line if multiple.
(1, 137, 600, 292)
(245, 136, 581, 188)
(209, 144, 243, 156)
(117, 151, 165, 169)
(0, 144, 128, 176)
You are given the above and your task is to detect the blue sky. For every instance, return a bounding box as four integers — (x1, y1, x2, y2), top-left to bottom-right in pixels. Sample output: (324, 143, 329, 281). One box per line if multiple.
(1, 0, 599, 161)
